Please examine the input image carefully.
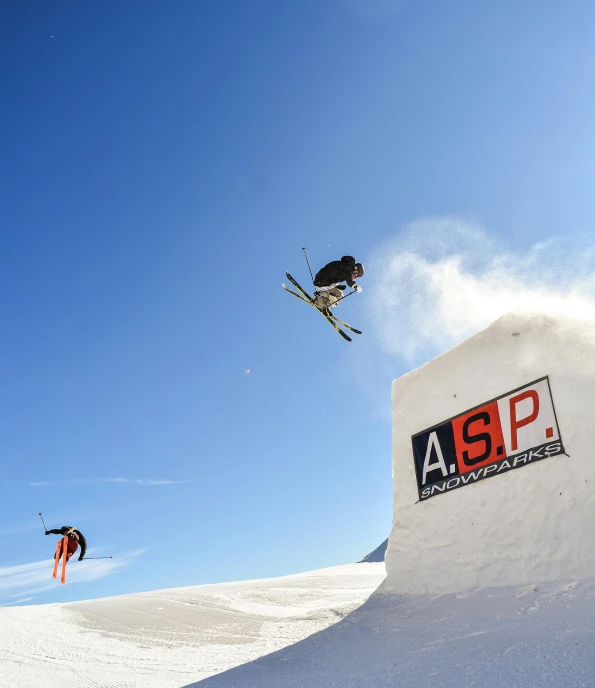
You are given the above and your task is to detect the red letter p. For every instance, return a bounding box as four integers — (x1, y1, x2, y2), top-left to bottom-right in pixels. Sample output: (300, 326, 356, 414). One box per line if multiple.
(509, 390, 540, 451)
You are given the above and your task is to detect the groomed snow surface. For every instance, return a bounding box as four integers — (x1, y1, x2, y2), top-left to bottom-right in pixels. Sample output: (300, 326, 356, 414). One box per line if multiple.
(0, 563, 385, 688)
(4, 564, 595, 687)
(196, 577, 595, 688)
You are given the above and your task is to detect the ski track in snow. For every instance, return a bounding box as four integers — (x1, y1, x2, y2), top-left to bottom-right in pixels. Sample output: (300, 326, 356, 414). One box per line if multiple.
(0, 564, 385, 688)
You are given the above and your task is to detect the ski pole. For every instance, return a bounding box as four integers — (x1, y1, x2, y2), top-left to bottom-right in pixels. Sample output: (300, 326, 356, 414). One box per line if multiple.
(302, 247, 315, 285)
(39, 512, 47, 532)
(334, 289, 357, 305)
(83, 556, 113, 560)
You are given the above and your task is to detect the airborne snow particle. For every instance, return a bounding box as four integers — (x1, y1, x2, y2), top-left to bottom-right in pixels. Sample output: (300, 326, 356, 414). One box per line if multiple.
(245, 369, 250, 374)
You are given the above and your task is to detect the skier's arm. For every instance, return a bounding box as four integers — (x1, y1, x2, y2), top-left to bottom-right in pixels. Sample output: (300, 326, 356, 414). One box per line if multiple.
(45, 528, 63, 535)
(77, 533, 87, 560)
(342, 257, 356, 286)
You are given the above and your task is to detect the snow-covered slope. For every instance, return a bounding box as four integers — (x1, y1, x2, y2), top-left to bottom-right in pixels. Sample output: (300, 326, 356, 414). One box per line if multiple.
(191, 577, 595, 687)
(0, 563, 384, 688)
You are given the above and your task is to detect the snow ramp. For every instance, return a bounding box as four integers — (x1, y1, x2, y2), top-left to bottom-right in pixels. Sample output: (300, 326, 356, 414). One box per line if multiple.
(384, 310, 595, 595)
(190, 311, 595, 688)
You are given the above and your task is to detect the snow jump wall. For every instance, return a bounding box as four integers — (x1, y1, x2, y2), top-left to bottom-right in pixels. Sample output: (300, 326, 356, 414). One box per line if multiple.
(384, 312, 595, 595)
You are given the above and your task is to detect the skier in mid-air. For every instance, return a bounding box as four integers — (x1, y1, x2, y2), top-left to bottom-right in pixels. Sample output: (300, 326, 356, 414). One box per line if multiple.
(46, 525, 87, 562)
(313, 256, 364, 313)
(282, 250, 364, 341)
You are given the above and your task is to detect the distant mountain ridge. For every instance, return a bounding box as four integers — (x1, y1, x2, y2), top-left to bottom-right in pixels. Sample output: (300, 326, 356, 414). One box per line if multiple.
(358, 538, 388, 563)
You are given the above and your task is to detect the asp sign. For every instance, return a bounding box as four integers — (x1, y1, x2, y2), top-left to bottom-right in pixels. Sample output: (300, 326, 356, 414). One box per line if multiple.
(412, 377, 564, 501)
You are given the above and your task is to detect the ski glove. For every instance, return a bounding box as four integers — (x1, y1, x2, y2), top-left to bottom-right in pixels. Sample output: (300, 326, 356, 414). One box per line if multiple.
(354, 285, 363, 293)
(78, 556, 84, 561)
(45, 531, 49, 535)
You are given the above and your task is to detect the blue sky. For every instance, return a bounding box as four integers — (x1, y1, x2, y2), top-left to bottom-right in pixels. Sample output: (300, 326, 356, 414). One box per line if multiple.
(2, 0, 595, 605)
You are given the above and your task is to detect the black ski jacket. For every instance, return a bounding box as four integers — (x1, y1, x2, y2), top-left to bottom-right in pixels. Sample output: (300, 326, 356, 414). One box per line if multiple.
(314, 256, 357, 288)
(47, 526, 87, 559)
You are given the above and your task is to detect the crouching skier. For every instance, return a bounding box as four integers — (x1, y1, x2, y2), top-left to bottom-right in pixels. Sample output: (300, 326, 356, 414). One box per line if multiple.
(313, 256, 364, 313)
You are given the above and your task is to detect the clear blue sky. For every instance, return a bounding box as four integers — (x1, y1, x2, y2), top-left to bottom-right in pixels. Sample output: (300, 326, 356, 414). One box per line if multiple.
(2, 0, 595, 605)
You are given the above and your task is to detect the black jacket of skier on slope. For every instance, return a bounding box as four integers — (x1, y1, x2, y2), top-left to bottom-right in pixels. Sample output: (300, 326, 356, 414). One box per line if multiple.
(46, 526, 87, 561)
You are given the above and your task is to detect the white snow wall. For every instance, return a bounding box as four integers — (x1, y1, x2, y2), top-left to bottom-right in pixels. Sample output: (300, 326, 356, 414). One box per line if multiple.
(384, 312, 595, 595)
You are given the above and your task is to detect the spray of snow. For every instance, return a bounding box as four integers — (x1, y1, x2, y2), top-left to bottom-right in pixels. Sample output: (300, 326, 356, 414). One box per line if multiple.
(367, 216, 595, 362)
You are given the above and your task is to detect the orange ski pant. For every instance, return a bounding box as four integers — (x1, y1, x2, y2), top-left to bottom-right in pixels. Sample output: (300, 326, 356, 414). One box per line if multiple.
(54, 537, 79, 561)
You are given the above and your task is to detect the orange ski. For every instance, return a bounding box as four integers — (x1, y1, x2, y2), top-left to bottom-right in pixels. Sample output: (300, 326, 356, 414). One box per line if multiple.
(52, 540, 61, 579)
(60, 537, 68, 584)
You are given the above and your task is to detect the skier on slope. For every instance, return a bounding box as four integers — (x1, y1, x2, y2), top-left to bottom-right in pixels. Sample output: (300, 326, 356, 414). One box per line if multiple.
(313, 256, 364, 312)
(46, 526, 87, 562)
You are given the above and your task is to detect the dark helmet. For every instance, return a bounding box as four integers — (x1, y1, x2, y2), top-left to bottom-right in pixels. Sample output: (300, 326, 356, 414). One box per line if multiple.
(354, 263, 365, 278)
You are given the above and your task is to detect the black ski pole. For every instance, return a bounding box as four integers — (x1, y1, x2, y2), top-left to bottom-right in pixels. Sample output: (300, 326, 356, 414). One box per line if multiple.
(302, 247, 315, 285)
(83, 556, 113, 560)
(39, 512, 47, 532)
(334, 289, 357, 305)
